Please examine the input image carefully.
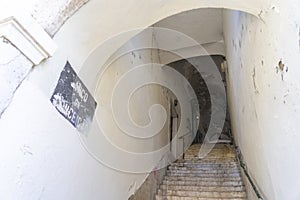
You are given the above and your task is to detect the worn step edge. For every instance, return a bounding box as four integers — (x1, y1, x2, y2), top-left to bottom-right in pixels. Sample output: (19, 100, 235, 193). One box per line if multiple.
(166, 172, 242, 177)
(156, 194, 247, 200)
(165, 176, 242, 181)
(168, 169, 240, 172)
(160, 185, 245, 192)
(162, 180, 244, 186)
(157, 190, 247, 198)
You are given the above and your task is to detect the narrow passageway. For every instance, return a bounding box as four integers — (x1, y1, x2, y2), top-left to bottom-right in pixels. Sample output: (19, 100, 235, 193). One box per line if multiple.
(156, 144, 246, 199)
(168, 56, 231, 144)
(154, 55, 245, 199)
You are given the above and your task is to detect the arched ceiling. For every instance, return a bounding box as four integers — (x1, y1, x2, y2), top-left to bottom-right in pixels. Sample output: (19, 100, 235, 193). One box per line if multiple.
(1, 0, 263, 69)
(54, 0, 261, 69)
(154, 8, 223, 46)
(152, 8, 225, 63)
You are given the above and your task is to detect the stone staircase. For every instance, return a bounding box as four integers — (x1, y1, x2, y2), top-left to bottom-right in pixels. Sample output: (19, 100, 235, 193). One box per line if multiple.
(156, 144, 247, 200)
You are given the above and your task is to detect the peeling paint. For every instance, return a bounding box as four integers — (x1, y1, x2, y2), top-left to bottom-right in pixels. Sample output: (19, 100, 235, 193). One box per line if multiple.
(278, 60, 285, 71)
(252, 67, 259, 94)
(276, 60, 288, 81)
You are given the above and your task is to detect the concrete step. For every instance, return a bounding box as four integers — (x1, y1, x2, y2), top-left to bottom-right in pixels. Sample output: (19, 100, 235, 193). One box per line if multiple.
(168, 168, 240, 173)
(184, 152, 236, 156)
(165, 176, 242, 182)
(167, 168, 241, 174)
(179, 156, 237, 159)
(186, 144, 232, 149)
(173, 160, 238, 165)
(182, 160, 238, 164)
(169, 165, 239, 170)
(179, 160, 238, 164)
(157, 190, 247, 198)
(179, 148, 235, 153)
(185, 149, 235, 152)
(184, 153, 235, 158)
(156, 195, 247, 200)
(171, 163, 238, 169)
(183, 157, 236, 161)
(162, 180, 245, 187)
(166, 172, 241, 178)
(184, 150, 235, 154)
(160, 185, 245, 192)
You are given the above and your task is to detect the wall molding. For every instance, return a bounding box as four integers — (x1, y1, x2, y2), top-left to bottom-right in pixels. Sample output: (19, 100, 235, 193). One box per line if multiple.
(0, 15, 57, 65)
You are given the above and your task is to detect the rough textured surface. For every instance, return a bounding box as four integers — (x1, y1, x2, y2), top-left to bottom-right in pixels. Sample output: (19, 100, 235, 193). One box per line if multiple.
(224, 2, 300, 199)
(31, 0, 89, 36)
(0, 41, 32, 118)
(156, 144, 247, 200)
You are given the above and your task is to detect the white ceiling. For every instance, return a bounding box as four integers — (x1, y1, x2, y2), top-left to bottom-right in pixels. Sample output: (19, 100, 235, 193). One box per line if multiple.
(154, 8, 223, 46)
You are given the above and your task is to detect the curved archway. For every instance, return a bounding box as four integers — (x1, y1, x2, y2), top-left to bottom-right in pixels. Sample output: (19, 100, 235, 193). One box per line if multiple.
(49, 0, 261, 71)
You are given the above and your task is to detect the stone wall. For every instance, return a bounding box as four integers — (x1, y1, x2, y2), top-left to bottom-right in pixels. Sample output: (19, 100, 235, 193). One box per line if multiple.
(31, 0, 89, 36)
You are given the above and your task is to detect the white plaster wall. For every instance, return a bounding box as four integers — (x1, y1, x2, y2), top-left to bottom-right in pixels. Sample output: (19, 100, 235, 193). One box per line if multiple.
(223, 2, 300, 199)
(0, 24, 169, 200)
(154, 8, 223, 47)
(154, 8, 226, 64)
(0, 41, 32, 117)
(92, 29, 170, 154)
(0, 31, 155, 200)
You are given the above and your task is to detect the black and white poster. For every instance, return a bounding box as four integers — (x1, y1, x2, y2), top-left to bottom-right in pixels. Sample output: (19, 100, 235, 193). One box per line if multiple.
(50, 61, 97, 135)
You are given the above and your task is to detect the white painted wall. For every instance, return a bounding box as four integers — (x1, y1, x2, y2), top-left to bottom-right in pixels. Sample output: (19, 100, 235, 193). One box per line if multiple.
(154, 8, 225, 64)
(155, 8, 223, 47)
(98, 38, 169, 153)
(0, 2, 199, 199)
(223, 2, 300, 199)
(0, 42, 32, 117)
(0, 23, 171, 200)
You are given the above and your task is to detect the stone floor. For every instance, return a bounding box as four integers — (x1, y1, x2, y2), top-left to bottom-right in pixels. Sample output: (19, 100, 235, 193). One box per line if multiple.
(156, 144, 247, 200)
